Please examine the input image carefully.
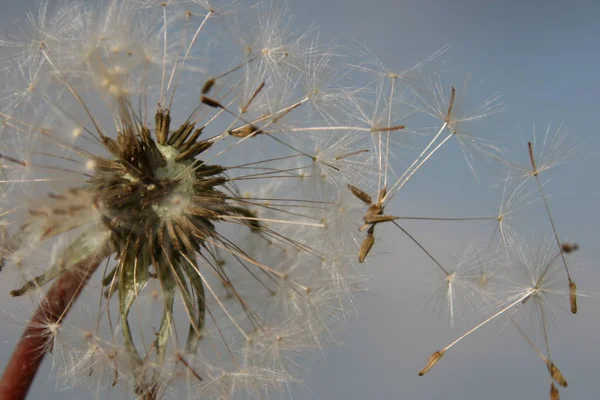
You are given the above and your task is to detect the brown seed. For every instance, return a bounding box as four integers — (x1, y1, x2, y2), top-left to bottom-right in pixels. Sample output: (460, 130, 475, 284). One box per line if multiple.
(444, 86, 455, 123)
(334, 149, 369, 160)
(370, 124, 405, 132)
(175, 140, 213, 161)
(377, 186, 387, 204)
(200, 96, 222, 108)
(569, 281, 577, 314)
(168, 121, 196, 147)
(364, 214, 398, 224)
(347, 184, 372, 205)
(550, 383, 560, 400)
(0, 152, 27, 167)
(365, 203, 383, 220)
(419, 350, 445, 376)
(528, 141, 538, 176)
(561, 242, 579, 254)
(546, 361, 568, 387)
(229, 124, 263, 138)
(241, 81, 265, 113)
(201, 78, 215, 94)
(155, 109, 171, 145)
(271, 101, 302, 123)
(358, 232, 375, 263)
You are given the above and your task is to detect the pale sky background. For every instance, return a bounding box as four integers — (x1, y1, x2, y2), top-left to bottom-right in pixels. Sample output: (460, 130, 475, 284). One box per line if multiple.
(0, 0, 599, 399)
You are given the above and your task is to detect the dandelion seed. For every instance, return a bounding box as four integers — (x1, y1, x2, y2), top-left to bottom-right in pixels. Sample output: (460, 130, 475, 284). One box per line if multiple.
(561, 243, 578, 254)
(550, 382, 560, 400)
(201, 78, 215, 95)
(418, 349, 445, 376)
(547, 361, 568, 388)
(358, 228, 375, 263)
(569, 280, 577, 314)
(347, 184, 372, 205)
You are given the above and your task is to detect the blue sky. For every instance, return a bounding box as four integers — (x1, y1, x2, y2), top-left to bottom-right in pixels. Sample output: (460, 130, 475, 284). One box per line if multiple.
(0, 1, 598, 399)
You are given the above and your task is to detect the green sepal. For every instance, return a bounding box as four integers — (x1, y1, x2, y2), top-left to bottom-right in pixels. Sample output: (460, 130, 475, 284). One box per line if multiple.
(181, 256, 206, 353)
(11, 230, 110, 297)
(118, 241, 150, 365)
(153, 253, 177, 365)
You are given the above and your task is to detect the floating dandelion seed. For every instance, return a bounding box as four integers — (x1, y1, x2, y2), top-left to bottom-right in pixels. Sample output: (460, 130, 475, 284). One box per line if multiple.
(524, 137, 578, 315)
(418, 349, 445, 376)
(509, 317, 568, 392)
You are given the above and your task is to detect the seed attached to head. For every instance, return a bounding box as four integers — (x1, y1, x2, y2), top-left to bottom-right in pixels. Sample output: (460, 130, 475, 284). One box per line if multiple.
(358, 230, 375, 263)
(347, 184, 372, 205)
(229, 124, 263, 138)
(241, 81, 265, 113)
(363, 214, 398, 225)
(419, 349, 445, 376)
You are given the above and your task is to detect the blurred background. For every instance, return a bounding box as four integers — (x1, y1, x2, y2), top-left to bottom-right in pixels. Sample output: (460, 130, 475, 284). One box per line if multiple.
(1, 0, 598, 399)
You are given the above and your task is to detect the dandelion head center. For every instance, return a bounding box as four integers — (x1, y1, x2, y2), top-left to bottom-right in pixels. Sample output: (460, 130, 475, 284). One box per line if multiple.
(90, 108, 229, 257)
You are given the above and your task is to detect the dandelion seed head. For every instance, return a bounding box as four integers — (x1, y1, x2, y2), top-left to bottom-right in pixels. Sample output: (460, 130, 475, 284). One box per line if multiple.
(0, 1, 371, 397)
(0, 1, 589, 399)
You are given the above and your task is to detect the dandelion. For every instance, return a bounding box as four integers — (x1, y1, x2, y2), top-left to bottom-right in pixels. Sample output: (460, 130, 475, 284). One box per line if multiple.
(0, 1, 590, 399)
(0, 1, 370, 398)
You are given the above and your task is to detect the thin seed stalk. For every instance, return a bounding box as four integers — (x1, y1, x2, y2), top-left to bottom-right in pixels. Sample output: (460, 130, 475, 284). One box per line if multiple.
(0, 246, 111, 400)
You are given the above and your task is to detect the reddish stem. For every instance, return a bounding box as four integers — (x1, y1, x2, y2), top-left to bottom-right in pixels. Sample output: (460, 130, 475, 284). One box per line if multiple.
(0, 248, 110, 400)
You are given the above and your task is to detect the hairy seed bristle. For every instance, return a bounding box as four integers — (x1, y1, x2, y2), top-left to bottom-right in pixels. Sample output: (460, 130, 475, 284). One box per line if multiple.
(364, 215, 398, 224)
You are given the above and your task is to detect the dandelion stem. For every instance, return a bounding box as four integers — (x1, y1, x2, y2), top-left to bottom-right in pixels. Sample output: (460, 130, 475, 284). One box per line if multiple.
(0, 245, 111, 400)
